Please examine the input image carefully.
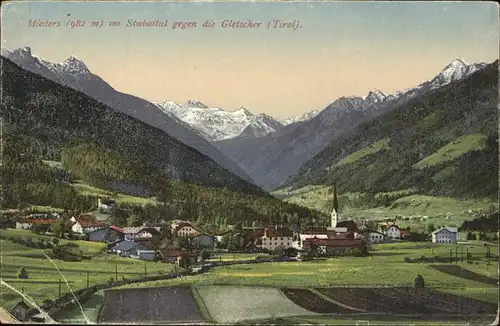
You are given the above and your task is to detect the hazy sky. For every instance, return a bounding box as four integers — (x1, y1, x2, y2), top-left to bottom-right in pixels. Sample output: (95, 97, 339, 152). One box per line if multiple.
(1, 1, 499, 119)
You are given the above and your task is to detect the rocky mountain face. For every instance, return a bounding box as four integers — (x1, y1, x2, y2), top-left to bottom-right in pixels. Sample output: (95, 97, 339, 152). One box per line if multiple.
(0, 47, 254, 184)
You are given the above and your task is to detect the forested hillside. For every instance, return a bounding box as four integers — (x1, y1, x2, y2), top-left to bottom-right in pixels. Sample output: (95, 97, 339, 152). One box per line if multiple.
(1, 57, 324, 226)
(285, 61, 499, 200)
(1, 57, 261, 195)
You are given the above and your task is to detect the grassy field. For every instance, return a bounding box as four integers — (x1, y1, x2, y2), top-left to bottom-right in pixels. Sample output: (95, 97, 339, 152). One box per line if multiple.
(335, 138, 390, 168)
(273, 185, 496, 231)
(413, 134, 487, 170)
(0, 235, 176, 311)
(115, 242, 498, 304)
(71, 181, 158, 206)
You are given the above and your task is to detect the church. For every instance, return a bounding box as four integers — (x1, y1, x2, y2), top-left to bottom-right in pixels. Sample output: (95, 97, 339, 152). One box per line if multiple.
(301, 184, 364, 255)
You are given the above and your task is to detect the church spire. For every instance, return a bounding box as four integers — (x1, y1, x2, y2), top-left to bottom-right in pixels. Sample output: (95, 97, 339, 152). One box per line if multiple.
(333, 183, 339, 212)
(330, 183, 340, 228)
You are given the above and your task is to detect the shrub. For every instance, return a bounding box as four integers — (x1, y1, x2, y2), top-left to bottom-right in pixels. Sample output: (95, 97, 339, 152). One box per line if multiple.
(414, 274, 425, 289)
(17, 267, 28, 279)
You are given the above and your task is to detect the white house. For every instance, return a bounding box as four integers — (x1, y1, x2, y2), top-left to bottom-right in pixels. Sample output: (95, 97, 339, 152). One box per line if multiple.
(363, 231, 387, 243)
(260, 226, 298, 251)
(70, 215, 107, 234)
(176, 223, 200, 237)
(384, 224, 401, 239)
(431, 227, 458, 244)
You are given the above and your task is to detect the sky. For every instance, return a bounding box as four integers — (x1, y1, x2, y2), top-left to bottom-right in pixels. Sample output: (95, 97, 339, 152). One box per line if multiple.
(1, 1, 499, 119)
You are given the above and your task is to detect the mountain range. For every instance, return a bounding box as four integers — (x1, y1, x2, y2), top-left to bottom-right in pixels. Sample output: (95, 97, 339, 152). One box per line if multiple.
(0, 47, 254, 184)
(0, 55, 263, 196)
(284, 60, 498, 200)
(1, 46, 493, 193)
(215, 58, 489, 190)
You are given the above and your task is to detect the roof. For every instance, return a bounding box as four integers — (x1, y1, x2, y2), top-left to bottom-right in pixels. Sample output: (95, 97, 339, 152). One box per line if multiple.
(0, 307, 19, 324)
(432, 227, 458, 235)
(101, 199, 116, 206)
(158, 249, 200, 258)
(264, 226, 294, 238)
(110, 240, 141, 252)
(122, 227, 143, 234)
(74, 214, 107, 228)
(138, 227, 161, 235)
(213, 230, 231, 236)
(110, 225, 124, 233)
(386, 224, 401, 230)
(304, 238, 363, 247)
(249, 229, 265, 238)
(336, 220, 361, 233)
(187, 231, 215, 239)
(19, 218, 58, 225)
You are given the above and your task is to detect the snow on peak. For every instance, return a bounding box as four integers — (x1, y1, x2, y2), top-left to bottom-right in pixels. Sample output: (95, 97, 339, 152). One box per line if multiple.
(364, 89, 386, 104)
(236, 107, 253, 116)
(184, 100, 208, 108)
(282, 109, 320, 125)
(62, 55, 89, 72)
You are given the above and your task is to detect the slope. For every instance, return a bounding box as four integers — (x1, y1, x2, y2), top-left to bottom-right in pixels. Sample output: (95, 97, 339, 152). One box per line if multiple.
(0, 47, 253, 184)
(1, 56, 262, 195)
(284, 60, 499, 200)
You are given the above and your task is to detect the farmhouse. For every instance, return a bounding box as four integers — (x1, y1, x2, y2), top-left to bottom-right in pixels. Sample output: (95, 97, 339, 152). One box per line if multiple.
(175, 223, 200, 237)
(98, 197, 117, 213)
(122, 226, 161, 241)
(10, 301, 29, 322)
(431, 227, 458, 244)
(260, 225, 298, 251)
(363, 230, 387, 243)
(88, 225, 124, 243)
(70, 214, 107, 234)
(109, 240, 148, 257)
(303, 236, 364, 256)
(158, 249, 202, 266)
(129, 248, 157, 261)
(380, 224, 402, 239)
(15, 218, 58, 230)
(188, 232, 216, 249)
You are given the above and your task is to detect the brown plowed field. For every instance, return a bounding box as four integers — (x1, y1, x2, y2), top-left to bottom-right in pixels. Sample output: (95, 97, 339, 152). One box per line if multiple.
(430, 265, 498, 286)
(316, 287, 497, 315)
(281, 288, 356, 313)
(99, 286, 205, 324)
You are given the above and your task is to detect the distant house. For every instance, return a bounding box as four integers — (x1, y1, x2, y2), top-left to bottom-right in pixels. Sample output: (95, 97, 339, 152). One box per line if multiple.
(129, 248, 157, 261)
(88, 225, 124, 243)
(122, 225, 161, 241)
(188, 232, 216, 249)
(382, 224, 402, 239)
(302, 237, 364, 256)
(260, 225, 298, 251)
(10, 301, 30, 322)
(336, 221, 362, 238)
(363, 230, 387, 243)
(175, 223, 201, 237)
(157, 249, 202, 265)
(431, 227, 458, 244)
(70, 215, 107, 234)
(109, 240, 148, 257)
(98, 198, 117, 214)
(15, 218, 58, 230)
(214, 230, 231, 243)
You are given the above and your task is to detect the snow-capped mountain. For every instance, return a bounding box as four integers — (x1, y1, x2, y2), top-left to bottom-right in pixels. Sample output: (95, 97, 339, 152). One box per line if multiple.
(1, 46, 255, 184)
(215, 57, 491, 190)
(155, 101, 283, 141)
(281, 110, 320, 126)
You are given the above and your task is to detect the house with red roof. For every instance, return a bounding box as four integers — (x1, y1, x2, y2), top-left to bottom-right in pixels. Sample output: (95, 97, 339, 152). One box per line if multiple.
(15, 218, 58, 230)
(70, 214, 107, 234)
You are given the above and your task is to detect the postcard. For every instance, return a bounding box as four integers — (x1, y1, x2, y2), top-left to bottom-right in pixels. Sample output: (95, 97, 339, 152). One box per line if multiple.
(0, 0, 499, 325)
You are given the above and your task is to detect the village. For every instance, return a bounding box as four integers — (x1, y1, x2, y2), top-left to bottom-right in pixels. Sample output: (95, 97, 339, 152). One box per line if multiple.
(5, 186, 463, 271)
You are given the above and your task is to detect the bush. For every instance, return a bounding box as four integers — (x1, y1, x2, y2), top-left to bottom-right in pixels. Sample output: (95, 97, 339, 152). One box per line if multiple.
(414, 274, 425, 289)
(17, 267, 28, 279)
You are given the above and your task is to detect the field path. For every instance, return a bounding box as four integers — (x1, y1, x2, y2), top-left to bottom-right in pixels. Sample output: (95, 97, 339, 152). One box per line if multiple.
(429, 265, 498, 286)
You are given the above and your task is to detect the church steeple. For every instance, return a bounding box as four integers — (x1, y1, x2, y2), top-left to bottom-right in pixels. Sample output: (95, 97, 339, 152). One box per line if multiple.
(331, 183, 340, 228)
